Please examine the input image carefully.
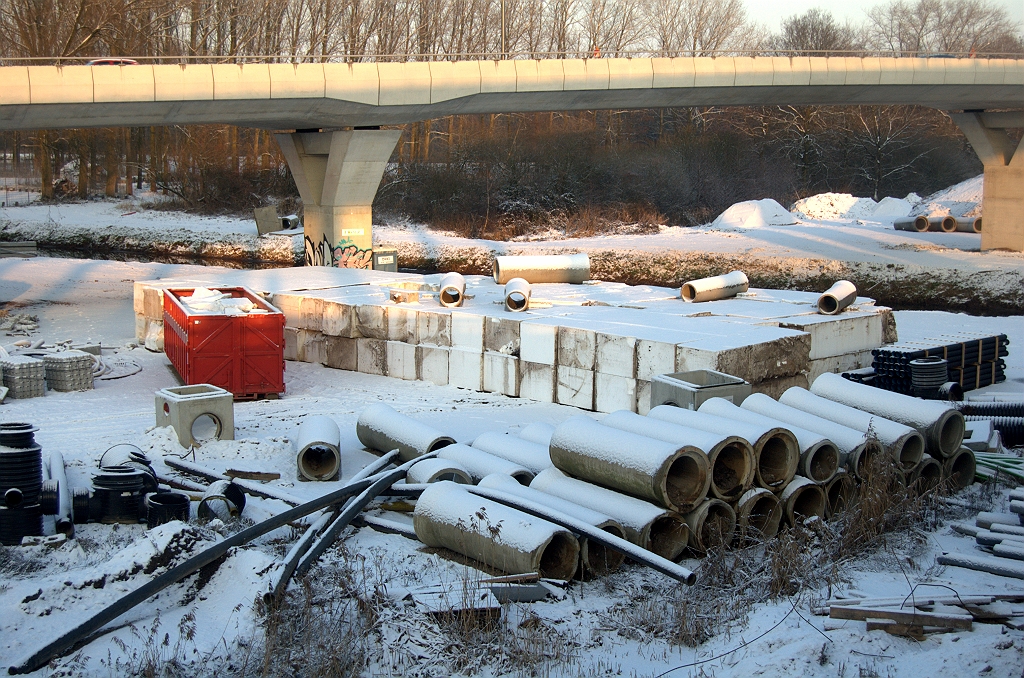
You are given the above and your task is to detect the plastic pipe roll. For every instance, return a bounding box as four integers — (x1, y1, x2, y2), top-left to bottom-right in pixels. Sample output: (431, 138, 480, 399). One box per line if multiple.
(817, 280, 857, 315)
(894, 216, 929, 232)
(778, 387, 925, 470)
(680, 270, 748, 303)
(503, 277, 531, 312)
(519, 422, 555, 447)
(356, 403, 456, 462)
(405, 458, 472, 485)
(492, 253, 590, 284)
(955, 217, 981, 233)
(437, 443, 534, 484)
(438, 272, 466, 308)
(531, 468, 690, 561)
(810, 372, 965, 458)
(413, 481, 580, 580)
(295, 415, 342, 481)
(472, 431, 552, 474)
(550, 414, 709, 513)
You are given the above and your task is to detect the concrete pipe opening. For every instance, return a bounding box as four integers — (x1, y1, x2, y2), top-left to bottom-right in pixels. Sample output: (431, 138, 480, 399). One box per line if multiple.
(943, 448, 976, 491)
(296, 415, 342, 481)
(190, 414, 221, 446)
(298, 445, 341, 481)
(709, 442, 752, 502)
(438, 272, 466, 308)
(492, 253, 590, 285)
(504, 278, 531, 312)
(754, 433, 798, 491)
(817, 280, 857, 316)
(805, 442, 840, 484)
(407, 458, 473, 485)
(648, 514, 691, 561)
(583, 524, 628, 576)
(896, 434, 926, 470)
(680, 270, 748, 303)
(685, 499, 736, 554)
(538, 531, 582, 580)
(736, 488, 782, 542)
(780, 477, 826, 526)
(825, 472, 856, 517)
(665, 450, 709, 512)
(848, 442, 883, 479)
(909, 457, 942, 495)
(936, 411, 967, 459)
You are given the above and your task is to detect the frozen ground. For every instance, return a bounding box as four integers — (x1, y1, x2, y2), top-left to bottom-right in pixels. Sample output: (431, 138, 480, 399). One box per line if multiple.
(0, 257, 1022, 677)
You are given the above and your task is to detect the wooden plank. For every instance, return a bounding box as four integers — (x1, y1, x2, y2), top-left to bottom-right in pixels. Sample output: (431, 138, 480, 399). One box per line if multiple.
(225, 468, 281, 481)
(830, 605, 973, 630)
(865, 618, 926, 641)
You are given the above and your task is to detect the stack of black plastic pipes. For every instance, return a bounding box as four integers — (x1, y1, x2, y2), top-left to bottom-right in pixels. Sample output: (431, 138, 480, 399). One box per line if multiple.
(860, 334, 1009, 395)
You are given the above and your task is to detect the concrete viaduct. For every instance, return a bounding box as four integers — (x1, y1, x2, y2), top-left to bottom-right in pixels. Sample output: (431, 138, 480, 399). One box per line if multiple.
(0, 56, 1022, 259)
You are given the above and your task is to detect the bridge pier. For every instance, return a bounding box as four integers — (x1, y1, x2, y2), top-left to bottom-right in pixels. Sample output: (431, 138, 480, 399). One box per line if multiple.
(274, 130, 402, 267)
(951, 112, 1024, 252)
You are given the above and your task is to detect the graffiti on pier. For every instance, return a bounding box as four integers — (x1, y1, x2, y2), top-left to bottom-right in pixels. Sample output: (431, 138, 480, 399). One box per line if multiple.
(334, 240, 373, 269)
(304, 234, 335, 267)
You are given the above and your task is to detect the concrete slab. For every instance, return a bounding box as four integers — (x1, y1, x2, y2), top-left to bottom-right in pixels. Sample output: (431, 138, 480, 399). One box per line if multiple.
(520, 361, 555, 403)
(356, 338, 387, 375)
(675, 329, 811, 383)
(773, 312, 882, 360)
(556, 366, 594, 410)
(387, 306, 419, 343)
(558, 325, 596, 370)
(322, 299, 358, 337)
(483, 352, 520, 397)
(484, 316, 521, 354)
(595, 373, 637, 414)
(451, 311, 485, 352)
(595, 331, 636, 378)
(417, 308, 452, 347)
(325, 336, 357, 371)
(416, 345, 449, 386)
(449, 348, 483, 391)
(386, 341, 417, 380)
(355, 304, 388, 340)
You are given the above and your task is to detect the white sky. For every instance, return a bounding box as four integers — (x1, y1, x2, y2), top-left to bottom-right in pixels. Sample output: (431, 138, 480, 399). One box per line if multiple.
(744, 0, 1024, 32)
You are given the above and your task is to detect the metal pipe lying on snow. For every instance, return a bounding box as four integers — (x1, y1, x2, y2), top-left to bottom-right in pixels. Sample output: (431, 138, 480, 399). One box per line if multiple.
(928, 215, 957, 233)
(503, 278, 531, 312)
(519, 422, 556, 447)
(295, 415, 342, 481)
(492, 253, 590, 284)
(817, 280, 857, 315)
(531, 468, 690, 561)
(414, 481, 580, 580)
(683, 498, 736, 554)
(810, 372, 965, 459)
(680, 270, 748, 303)
(46, 451, 74, 537)
(472, 432, 552, 474)
(438, 272, 466, 307)
(893, 216, 929, 232)
(955, 216, 982, 233)
(735, 488, 782, 543)
(779, 476, 826, 526)
(437, 443, 534, 484)
(550, 415, 709, 513)
(406, 457, 472, 484)
(356, 402, 455, 462)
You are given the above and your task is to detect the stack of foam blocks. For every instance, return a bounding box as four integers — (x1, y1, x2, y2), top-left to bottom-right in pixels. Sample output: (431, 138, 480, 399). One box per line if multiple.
(42, 351, 95, 392)
(1, 355, 45, 399)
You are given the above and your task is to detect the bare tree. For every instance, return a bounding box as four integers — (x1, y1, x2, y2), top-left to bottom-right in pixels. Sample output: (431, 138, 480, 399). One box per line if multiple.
(776, 8, 862, 56)
(865, 0, 1021, 54)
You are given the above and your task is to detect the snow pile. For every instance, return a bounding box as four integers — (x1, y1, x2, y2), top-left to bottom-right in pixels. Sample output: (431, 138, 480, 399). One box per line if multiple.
(872, 196, 915, 218)
(711, 199, 796, 229)
(180, 287, 267, 315)
(913, 174, 983, 218)
(792, 193, 914, 220)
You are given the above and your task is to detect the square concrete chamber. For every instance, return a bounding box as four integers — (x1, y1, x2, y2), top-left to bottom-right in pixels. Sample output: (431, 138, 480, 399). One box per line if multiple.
(155, 384, 236, 449)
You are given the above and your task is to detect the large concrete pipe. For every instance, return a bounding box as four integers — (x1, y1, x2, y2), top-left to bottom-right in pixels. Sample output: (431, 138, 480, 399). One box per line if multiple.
(942, 447, 976, 491)
(683, 499, 737, 554)
(295, 415, 342, 481)
(438, 272, 466, 307)
(504, 278, 531, 311)
(735, 488, 782, 543)
(602, 409, 747, 502)
(531, 468, 690, 560)
(437, 443, 534, 484)
(46, 451, 74, 537)
(550, 415, 709, 513)
(406, 458, 472, 485)
(728, 394, 840, 483)
(739, 393, 883, 478)
(356, 403, 456, 462)
(479, 473, 626, 576)
(928, 215, 957, 233)
(906, 456, 942, 495)
(778, 387, 925, 470)
(680, 270, 748, 303)
(651, 405, 797, 494)
(492, 253, 590, 284)
(519, 422, 555, 447)
(779, 476, 826, 526)
(472, 432, 552, 475)
(824, 470, 856, 518)
(955, 216, 982, 233)
(894, 216, 929, 232)
(817, 280, 857, 315)
(810, 373, 965, 458)
(413, 481, 579, 580)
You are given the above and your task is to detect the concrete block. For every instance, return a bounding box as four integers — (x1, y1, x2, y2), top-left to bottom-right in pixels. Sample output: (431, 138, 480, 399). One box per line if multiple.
(556, 366, 594, 410)
(284, 327, 300, 361)
(356, 338, 387, 376)
(595, 373, 637, 414)
(807, 350, 874, 383)
(322, 300, 357, 337)
(416, 345, 450, 386)
(323, 63, 379, 106)
(636, 380, 652, 415)
(386, 341, 418, 380)
(484, 316, 521, 354)
(355, 304, 388, 340)
(153, 64, 214, 101)
(300, 330, 328, 365)
(144, 285, 165, 320)
(776, 312, 882, 360)
(595, 331, 636, 378)
(637, 338, 677, 381)
(449, 348, 483, 391)
(484, 352, 520, 397)
(417, 309, 451, 347)
(155, 384, 235, 449)
(519, 361, 555, 404)
(520, 320, 558, 365)
(750, 373, 810, 400)
(299, 296, 325, 332)
(675, 331, 811, 383)
(269, 63, 326, 99)
(325, 336, 357, 371)
(386, 306, 419, 343)
(451, 312, 484, 352)
(558, 326, 596, 370)
(271, 293, 302, 328)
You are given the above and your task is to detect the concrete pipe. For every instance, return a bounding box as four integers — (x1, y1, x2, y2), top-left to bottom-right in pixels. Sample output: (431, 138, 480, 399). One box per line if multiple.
(779, 476, 826, 526)
(955, 217, 982, 233)
(531, 468, 690, 561)
(692, 401, 800, 492)
(437, 272, 466, 308)
(295, 415, 342, 481)
(928, 215, 957, 233)
(413, 481, 579, 580)
(550, 415, 709, 513)
(472, 432, 552, 475)
(740, 392, 883, 479)
(519, 422, 555, 447)
(942, 447, 976, 491)
(810, 373, 965, 459)
(779, 387, 924, 470)
(503, 278, 531, 312)
(906, 457, 942, 495)
(437, 443, 534, 484)
(46, 451, 74, 537)
(602, 409, 744, 501)
(817, 280, 857, 315)
(937, 552, 1024, 580)
(824, 470, 856, 518)
(680, 270, 748, 303)
(894, 216, 929, 232)
(406, 458, 473, 485)
(735, 488, 782, 543)
(479, 473, 626, 577)
(683, 499, 737, 554)
(197, 480, 246, 522)
(492, 253, 590, 284)
(731, 394, 840, 484)
(356, 403, 456, 462)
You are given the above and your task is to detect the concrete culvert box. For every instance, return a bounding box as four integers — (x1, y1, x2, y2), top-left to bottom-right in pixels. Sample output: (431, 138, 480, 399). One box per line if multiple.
(651, 370, 751, 411)
(155, 384, 235, 449)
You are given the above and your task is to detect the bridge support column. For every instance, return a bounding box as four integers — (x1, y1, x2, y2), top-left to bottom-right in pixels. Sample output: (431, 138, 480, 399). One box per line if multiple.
(275, 130, 402, 267)
(950, 112, 1024, 252)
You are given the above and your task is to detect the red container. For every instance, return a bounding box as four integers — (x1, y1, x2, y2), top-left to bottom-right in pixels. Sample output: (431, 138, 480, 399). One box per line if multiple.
(163, 287, 285, 399)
